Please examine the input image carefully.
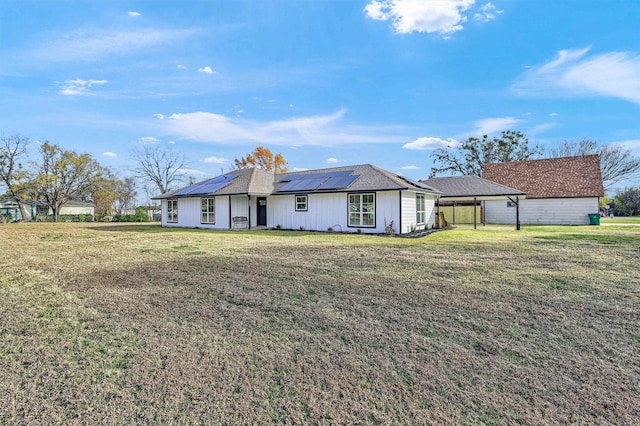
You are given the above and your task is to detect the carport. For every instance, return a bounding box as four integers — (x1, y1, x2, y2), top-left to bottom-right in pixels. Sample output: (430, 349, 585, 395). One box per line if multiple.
(421, 176, 526, 230)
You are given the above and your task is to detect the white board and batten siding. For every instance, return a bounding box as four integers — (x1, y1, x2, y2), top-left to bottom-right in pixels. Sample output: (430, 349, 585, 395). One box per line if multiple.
(485, 197, 599, 225)
(268, 191, 436, 234)
(400, 191, 436, 233)
(161, 196, 249, 229)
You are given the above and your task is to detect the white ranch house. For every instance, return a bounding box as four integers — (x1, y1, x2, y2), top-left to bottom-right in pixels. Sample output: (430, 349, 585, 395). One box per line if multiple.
(153, 164, 441, 234)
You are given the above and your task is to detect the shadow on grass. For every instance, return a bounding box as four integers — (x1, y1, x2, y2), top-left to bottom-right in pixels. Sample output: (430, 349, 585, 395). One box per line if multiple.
(86, 224, 342, 240)
(533, 233, 640, 245)
(87, 223, 168, 233)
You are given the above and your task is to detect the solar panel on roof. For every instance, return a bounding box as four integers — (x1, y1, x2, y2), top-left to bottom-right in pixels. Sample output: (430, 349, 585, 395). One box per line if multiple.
(317, 175, 358, 190)
(275, 170, 358, 193)
(174, 173, 240, 196)
(280, 170, 353, 183)
(278, 177, 326, 192)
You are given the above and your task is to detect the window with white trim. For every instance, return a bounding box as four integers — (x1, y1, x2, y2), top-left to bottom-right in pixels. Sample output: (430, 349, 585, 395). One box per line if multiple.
(167, 199, 178, 223)
(295, 195, 308, 211)
(416, 193, 425, 224)
(201, 198, 215, 223)
(349, 193, 375, 227)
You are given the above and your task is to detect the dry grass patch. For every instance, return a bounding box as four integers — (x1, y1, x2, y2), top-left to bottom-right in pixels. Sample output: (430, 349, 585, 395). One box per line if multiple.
(1, 222, 639, 424)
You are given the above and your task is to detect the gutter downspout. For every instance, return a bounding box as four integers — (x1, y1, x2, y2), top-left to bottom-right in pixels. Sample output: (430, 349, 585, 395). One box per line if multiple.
(398, 191, 402, 234)
(247, 194, 251, 230)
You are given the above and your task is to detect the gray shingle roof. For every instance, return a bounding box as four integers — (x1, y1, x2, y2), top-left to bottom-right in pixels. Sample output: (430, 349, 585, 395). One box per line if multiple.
(273, 164, 441, 194)
(153, 167, 272, 199)
(153, 164, 441, 199)
(483, 155, 604, 198)
(422, 176, 525, 198)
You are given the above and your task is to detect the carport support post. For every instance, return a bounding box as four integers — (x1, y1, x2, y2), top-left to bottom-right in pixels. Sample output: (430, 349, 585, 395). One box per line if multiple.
(473, 197, 477, 229)
(507, 196, 521, 231)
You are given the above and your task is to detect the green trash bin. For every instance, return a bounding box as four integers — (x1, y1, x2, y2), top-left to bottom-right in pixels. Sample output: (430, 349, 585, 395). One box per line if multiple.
(588, 213, 600, 225)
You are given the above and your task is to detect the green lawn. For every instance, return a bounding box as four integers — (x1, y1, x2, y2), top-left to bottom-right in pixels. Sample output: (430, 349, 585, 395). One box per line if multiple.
(601, 216, 640, 225)
(1, 222, 638, 424)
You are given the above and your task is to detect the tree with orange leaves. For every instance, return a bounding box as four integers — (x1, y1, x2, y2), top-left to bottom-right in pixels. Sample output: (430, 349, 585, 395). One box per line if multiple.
(234, 146, 288, 173)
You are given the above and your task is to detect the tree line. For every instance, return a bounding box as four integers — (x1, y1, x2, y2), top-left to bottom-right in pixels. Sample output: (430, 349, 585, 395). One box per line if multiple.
(430, 130, 640, 216)
(2, 130, 638, 221)
(431, 130, 640, 191)
(0, 135, 288, 222)
(0, 135, 139, 222)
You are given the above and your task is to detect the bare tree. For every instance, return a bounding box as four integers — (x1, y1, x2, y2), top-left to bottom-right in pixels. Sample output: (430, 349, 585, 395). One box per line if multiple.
(132, 145, 186, 194)
(116, 177, 138, 214)
(91, 170, 122, 217)
(0, 133, 32, 220)
(549, 139, 640, 190)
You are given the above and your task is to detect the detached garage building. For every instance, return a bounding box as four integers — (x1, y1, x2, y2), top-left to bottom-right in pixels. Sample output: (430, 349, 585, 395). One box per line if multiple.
(483, 155, 604, 225)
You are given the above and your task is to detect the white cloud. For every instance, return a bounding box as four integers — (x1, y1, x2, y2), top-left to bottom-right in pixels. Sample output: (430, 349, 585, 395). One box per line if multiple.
(512, 47, 640, 105)
(472, 117, 519, 135)
(473, 2, 502, 23)
(154, 114, 166, 120)
(548, 112, 558, 117)
(403, 136, 459, 150)
(527, 122, 556, 135)
(203, 156, 228, 164)
(402, 165, 420, 170)
(177, 64, 187, 70)
(364, 0, 475, 36)
(293, 167, 309, 172)
(139, 136, 160, 144)
(34, 28, 197, 63)
(128, 11, 141, 17)
(159, 109, 406, 146)
(60, 79, 107, 96)
(198, 66, 216, 74)
(177, 168, 207, 177)
(612, 139, 640, 156)
(326, 157, 339, 164)
(102, 151, 117, 157)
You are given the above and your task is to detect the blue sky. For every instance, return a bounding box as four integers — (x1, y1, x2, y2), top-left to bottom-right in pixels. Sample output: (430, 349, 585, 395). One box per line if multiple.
(1, 0, 639, 192)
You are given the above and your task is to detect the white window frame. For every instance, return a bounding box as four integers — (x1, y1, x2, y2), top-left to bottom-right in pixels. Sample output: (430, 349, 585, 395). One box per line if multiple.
(167, 199, 178, 223)
(416, 193, 425, 225)
(348, 193, 375, 228)
(201, 198, 215, 224)
(295, 195, 308, 212)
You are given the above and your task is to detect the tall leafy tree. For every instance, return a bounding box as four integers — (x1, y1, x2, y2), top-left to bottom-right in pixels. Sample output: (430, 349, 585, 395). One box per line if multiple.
(234, 146, 288, 173)
(431, 130, 542, 177)
(549, 139, 640, 190)
(32, 141, 106, 222)
(133, 145, 186, 194)
(0, 134, 32, 220)
(611, 187, 640, 216)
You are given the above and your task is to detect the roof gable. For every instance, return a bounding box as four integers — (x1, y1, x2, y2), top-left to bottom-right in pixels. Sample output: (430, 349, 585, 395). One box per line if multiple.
(483, 155, 604, 198)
